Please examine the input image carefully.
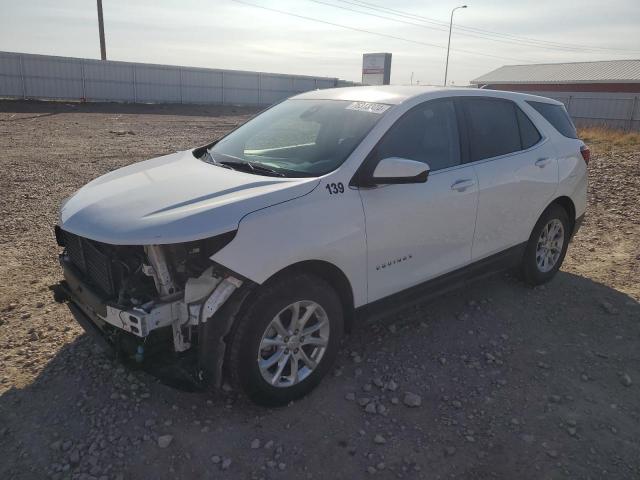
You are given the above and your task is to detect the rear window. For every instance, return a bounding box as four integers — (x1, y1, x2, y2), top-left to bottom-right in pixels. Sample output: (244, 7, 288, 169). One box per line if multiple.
(527, 101, 577, 139)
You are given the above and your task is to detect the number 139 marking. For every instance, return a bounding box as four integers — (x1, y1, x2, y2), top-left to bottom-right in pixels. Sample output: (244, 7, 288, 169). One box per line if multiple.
(325, 182, 345, 195)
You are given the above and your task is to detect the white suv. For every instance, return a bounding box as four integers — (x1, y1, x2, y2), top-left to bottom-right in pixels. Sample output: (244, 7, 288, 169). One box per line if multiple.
(55, 86, 588, 405)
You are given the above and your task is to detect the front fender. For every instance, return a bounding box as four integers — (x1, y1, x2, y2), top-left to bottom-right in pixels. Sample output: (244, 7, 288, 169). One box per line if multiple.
(210, 181, 368, 307)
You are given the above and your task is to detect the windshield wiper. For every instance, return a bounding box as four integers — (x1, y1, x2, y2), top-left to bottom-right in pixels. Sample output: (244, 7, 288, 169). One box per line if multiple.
(201, 151, 236, 171)
(218, 160, 286, 177)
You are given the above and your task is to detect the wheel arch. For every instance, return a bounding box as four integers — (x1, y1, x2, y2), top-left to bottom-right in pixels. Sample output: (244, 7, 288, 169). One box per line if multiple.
(548, 195, 576, 232)
(208, 261, 356, 390)
(263, 260, 356, 333)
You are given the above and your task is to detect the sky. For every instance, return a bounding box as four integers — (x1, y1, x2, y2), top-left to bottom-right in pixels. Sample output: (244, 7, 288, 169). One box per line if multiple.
(1, 0, 639, 86)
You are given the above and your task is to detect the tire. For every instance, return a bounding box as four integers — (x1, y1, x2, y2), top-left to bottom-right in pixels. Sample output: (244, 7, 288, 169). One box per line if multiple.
(521, 204, 571, 286)
(226, 273, 343, 406)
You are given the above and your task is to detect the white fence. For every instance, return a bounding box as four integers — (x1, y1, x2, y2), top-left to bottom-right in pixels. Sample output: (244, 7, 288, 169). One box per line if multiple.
(4, 52, 635, 130)
(0, 51, 346, 106)
(523, 90, 640, 131)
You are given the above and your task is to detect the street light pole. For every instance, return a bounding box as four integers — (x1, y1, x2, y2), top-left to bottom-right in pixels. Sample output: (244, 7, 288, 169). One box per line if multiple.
(97, 0, 107, 60)
(444, 5, 467, 86)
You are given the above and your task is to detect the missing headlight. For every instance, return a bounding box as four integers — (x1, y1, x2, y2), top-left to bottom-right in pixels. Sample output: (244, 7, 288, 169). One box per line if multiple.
(165, 231, 237, 282)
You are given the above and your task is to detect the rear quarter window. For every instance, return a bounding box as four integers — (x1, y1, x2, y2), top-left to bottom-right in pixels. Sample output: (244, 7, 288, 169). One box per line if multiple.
(516, 107, 542, 149)
(527, 101, 577, 139)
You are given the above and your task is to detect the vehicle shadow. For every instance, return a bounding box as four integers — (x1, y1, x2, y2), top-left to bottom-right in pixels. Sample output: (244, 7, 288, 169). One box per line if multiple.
(1, 271, 638, 479)
(0, 99, 260, 118)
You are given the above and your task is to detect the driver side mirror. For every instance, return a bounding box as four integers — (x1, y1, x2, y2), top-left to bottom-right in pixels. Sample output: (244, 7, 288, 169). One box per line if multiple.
(371, 157, 430, 185)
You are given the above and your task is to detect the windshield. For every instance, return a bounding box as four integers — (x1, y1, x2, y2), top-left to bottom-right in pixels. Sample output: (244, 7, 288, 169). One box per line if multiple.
(207, 99, 389, 177)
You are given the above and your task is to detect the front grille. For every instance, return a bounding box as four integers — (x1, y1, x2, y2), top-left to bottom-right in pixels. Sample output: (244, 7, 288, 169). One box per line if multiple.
(62, 231, 118, 297)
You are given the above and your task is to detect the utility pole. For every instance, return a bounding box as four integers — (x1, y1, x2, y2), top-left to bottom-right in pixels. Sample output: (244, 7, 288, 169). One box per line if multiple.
(97, 0, 107, 60)
(444, 5, 467, 86)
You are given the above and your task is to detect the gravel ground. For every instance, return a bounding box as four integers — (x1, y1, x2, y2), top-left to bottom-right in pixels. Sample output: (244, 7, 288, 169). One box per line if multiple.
(1, 100, 639, 480)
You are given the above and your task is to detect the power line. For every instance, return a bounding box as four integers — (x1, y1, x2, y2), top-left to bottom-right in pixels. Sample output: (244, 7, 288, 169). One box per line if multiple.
(309, 0, 618, 54)
(340, 0, 640, 55)
(341, 0, 640, 53)
(229, 0, 538, 63)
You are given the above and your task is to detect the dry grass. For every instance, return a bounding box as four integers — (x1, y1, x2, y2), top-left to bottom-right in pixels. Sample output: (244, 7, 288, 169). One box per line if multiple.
(578, 126, 640, 147)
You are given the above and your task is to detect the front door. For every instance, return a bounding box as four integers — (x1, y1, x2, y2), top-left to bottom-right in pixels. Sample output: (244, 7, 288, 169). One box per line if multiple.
(358, 99, 479, 303)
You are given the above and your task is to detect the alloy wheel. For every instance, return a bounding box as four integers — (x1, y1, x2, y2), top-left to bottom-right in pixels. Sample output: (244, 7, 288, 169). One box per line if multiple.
(535, 218, 565, 273)
(257, 300, 330, 388)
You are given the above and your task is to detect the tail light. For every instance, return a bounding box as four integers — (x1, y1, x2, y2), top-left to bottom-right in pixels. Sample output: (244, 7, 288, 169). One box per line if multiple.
(580, 145, 590, 165)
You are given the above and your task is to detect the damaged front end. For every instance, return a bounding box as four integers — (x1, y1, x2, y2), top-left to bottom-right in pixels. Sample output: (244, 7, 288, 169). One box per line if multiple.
(53, 226, 252, 388)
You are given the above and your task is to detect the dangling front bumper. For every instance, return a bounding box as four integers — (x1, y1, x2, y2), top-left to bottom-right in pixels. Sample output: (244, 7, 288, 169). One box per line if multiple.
(53, 254, 255, 389)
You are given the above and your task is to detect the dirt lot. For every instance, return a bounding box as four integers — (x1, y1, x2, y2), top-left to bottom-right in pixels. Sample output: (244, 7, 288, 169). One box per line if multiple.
(1, 101, 639, 480)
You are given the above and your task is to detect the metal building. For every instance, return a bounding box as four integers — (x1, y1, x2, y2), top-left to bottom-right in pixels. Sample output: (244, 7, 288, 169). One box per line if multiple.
(471, 59, 640, 93)
(470, 60, 640, 130)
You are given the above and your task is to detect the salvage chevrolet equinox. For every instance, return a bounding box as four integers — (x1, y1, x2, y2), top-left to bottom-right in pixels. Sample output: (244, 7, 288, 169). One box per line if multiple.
(54, 86, 588, 405)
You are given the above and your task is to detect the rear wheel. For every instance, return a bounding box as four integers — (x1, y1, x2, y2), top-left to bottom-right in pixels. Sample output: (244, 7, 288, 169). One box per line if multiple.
(521, 204, 571, 285)
(226, 273, 343, 406)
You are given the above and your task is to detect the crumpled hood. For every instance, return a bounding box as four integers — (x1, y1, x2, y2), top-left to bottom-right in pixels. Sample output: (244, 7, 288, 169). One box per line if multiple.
(59, 150, 319, 245)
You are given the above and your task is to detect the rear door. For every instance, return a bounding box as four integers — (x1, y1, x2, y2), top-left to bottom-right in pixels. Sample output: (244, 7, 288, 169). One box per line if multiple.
(460, 97, 559, 260)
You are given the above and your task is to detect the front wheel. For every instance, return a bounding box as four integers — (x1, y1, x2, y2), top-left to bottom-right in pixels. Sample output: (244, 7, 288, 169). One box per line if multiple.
(521, 204, 571, 286)
(226, 273, 343, 406)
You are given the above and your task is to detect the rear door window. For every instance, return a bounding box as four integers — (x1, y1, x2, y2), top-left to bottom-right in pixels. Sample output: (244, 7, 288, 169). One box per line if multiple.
(463, 98, 521, 161)
(527, 101, 577, 139)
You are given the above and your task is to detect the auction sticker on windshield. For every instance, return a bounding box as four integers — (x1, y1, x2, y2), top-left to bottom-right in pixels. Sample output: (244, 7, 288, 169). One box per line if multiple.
(346, 102, 391, 114)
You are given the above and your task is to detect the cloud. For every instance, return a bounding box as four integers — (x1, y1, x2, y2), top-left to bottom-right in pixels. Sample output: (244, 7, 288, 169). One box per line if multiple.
(1, 0, 639, 85)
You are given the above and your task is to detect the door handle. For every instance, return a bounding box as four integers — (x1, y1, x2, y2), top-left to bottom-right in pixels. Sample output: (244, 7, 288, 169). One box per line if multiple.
(450, 179, 475, 192)
(535, 157, 551, 168)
